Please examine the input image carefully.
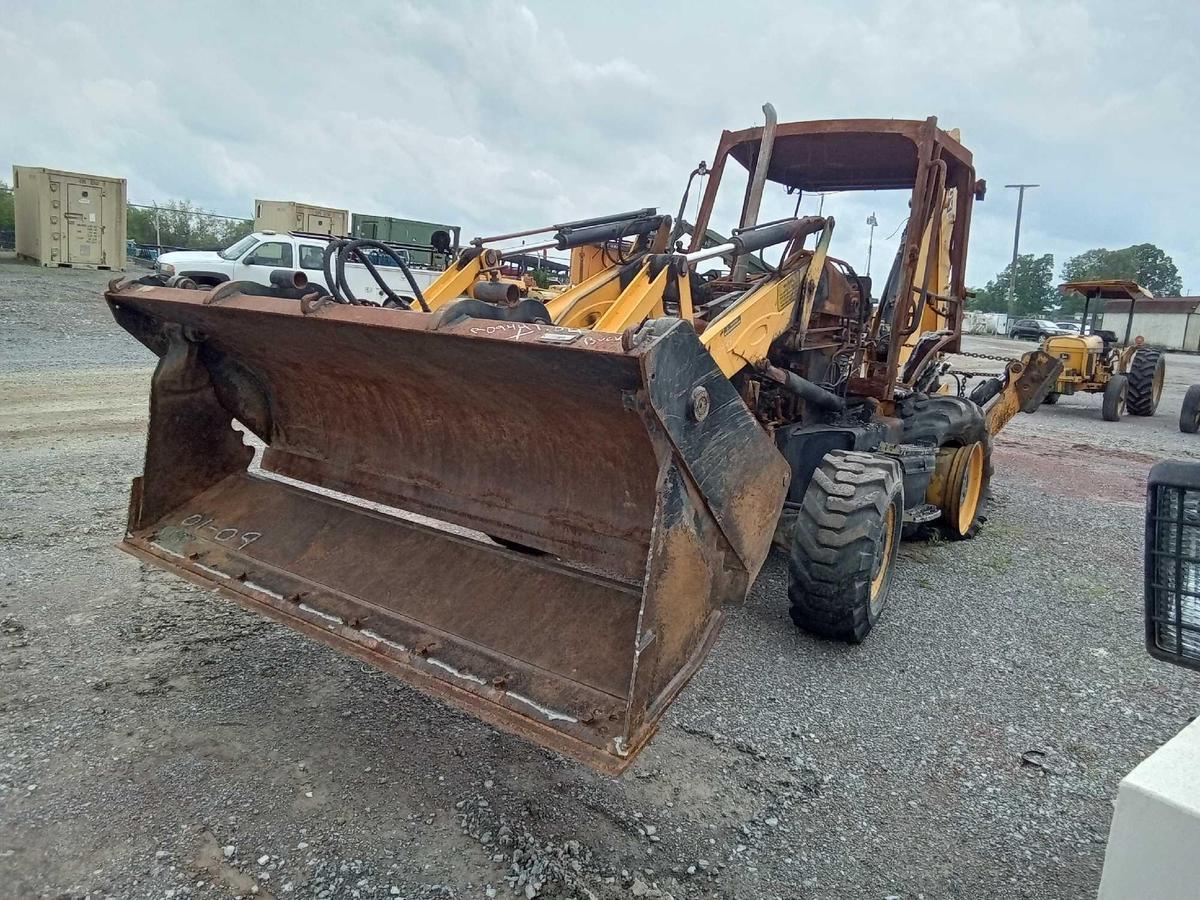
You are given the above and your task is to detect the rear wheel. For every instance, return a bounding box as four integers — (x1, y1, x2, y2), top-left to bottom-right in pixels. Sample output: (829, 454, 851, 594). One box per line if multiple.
(1180, 385, 1200, 434)
(1102, 374, 1127, 421)
(788, 451, 904, 643)
(898, 393, 993, 535)
(1126, 349, 1165, 416)
(930, 442, 986, 539)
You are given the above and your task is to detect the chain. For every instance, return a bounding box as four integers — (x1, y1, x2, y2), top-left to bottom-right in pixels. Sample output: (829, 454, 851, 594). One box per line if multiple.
(952, 350, 1021, 363)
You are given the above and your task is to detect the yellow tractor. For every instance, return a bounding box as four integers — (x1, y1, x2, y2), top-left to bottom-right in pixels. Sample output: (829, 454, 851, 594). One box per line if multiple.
(103, 110, 1060, 773)
(1042, 280, 1166, 421)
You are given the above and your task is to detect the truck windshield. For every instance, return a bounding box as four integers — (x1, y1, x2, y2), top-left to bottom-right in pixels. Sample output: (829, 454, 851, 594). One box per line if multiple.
(219, 234, 259, 260)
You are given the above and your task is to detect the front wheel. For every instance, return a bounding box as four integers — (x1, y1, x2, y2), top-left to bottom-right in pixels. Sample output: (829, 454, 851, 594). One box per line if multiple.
(1102, 374, 1127, 422)
(788, 451, 904, 643)
(1181, 385, 1200, 434)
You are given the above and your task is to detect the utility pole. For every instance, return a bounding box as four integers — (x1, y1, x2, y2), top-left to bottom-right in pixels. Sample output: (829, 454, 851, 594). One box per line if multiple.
(1004, 183, 1038, 318)
(865, 212, 878, 276)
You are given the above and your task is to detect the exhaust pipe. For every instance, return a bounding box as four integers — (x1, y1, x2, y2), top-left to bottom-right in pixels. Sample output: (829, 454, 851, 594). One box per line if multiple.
(270, 269, 308, 291)
(732, 102, 778, 281)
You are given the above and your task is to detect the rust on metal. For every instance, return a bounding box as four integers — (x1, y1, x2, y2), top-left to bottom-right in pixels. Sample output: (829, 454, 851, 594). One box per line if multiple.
(105, 282, 788, 773)
(985, 349, 1062, 435)
(688, 117, 980, 401)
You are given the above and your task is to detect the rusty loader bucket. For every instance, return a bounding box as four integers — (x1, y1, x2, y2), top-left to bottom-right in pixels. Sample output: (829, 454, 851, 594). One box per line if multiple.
(105, 283, 789, 773)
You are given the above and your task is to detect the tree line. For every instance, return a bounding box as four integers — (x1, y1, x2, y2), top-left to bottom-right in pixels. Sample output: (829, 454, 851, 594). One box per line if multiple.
(126, 199, 253, 249)
(968, 243, 1184, 317)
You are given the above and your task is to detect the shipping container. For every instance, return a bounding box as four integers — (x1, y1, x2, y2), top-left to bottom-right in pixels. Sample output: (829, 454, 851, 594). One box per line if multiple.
(351, 214, 460, 268)
(13, 166, 127, 269)
(254, 200, 348, 236)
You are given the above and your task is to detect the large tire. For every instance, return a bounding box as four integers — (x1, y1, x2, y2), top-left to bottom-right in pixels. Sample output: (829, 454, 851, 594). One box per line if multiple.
(789, 450, 904, 643)
(1180, 385, 1200, 434)
(898, 393, 992, 538)
(1126, 349, 1165, 416)
(1102, 374, 1127, 422)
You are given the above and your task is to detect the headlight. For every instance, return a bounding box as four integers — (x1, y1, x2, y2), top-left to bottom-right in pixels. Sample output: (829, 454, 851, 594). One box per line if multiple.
(158, 262, 176, 276)
(1146, 461, 1200, 670)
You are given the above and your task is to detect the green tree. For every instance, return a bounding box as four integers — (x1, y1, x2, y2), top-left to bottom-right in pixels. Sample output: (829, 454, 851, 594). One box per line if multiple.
(1060, 244, 1182, 310)
(126, 199, 252, 249)
(968, 253, 1056, 316)
(0, 180, 14, 233)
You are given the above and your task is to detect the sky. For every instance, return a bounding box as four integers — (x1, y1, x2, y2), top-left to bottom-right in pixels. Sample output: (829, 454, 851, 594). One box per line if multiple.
(3, 0, 1198, 291)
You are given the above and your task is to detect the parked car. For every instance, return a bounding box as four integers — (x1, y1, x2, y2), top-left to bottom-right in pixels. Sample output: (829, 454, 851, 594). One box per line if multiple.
(1009, 318, 1072, 340)
(155, 231, 439, 303)
(1055, 322, 1081, 334)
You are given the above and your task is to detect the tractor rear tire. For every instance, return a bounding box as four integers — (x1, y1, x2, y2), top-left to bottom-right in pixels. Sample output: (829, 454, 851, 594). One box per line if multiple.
(788, 450, 904, 643)
(1126, 348, 1165, 416)
(897, 393, 992, 538)
(1180, 385, 1200, 434)
(1102, 374, 1128, 421)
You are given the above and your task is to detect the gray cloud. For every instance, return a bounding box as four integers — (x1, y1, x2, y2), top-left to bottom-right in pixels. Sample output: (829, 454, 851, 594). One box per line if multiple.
(3, 0, 1196, 290)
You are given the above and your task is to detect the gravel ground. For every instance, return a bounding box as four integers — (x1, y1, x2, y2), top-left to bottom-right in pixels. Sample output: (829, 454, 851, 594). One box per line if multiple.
(3, 256, 1199, 900)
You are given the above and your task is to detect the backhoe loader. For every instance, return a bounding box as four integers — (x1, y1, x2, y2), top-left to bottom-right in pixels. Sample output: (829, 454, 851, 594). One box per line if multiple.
(104, 109, 1060, 774)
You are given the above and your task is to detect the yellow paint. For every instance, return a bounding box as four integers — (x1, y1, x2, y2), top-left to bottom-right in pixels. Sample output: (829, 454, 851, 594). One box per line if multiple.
(701, 221, 833, 378)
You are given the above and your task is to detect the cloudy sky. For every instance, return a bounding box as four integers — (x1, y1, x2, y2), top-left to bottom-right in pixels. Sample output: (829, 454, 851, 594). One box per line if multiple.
(4, 0, 1197, 290)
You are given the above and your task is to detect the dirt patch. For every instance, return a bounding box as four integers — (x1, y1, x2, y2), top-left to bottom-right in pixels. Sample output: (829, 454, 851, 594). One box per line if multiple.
(994, 434, 1151, 506)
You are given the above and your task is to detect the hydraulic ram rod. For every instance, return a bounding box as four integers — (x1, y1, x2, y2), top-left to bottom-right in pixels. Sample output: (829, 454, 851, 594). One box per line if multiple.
(473, 209, 658, 246)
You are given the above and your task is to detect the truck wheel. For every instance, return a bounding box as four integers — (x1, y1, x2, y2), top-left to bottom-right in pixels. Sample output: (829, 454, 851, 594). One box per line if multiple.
(788, 450, 904, 643)
(1180, 385, 1200, 434)
(1125, 349, 1165, 416)
(1102, 374, 1127, 421)
(898, 393, 993, 536)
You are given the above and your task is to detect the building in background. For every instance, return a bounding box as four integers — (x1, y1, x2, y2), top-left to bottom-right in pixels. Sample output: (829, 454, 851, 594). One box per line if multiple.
(13, 166, 126, 269)
(254, 200, 348, 236)
(1102, 297, 1200, 352)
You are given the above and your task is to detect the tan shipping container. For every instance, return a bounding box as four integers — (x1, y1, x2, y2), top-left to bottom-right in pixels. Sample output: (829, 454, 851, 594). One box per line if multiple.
(13, 166, 127, 269)
(253, 200, 349, 236)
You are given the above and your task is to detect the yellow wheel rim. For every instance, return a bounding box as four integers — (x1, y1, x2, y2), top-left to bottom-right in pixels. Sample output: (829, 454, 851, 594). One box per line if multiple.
(870, 502, 897, 607)
(936, 441, 984, 540)
(1153, 360, 1165, 406)
(953, 442, 985, 535)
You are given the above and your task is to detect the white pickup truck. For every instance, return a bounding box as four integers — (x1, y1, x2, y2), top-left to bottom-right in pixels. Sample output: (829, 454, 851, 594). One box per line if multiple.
(155, 231, 441, 303)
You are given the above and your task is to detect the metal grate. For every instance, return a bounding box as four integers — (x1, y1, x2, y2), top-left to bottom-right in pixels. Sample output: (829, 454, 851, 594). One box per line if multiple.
(1146, 473, 1200, 670)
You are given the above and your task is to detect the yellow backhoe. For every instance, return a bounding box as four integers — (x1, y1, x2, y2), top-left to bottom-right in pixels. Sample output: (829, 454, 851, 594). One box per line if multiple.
(104, 108, 1059, 773)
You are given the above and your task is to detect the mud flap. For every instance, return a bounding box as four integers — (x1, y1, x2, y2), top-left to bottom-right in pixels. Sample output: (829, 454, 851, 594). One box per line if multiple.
(106, 284, 789, 773)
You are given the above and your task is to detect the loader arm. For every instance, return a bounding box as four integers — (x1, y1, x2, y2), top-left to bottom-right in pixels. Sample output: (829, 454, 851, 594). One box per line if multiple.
(543, 264, 623, 326)
(590, 259, 695, 334)
(421, 247, 498, 309)
(424, 212, 672, 313)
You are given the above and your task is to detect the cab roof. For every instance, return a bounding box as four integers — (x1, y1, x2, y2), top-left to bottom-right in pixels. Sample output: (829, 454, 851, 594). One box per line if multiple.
(1059, 280, 1154, 300)
(723, 118, 974, 192)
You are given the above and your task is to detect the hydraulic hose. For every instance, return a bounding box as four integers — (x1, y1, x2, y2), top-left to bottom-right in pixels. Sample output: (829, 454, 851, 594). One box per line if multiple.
(336, 239, 431, 312)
